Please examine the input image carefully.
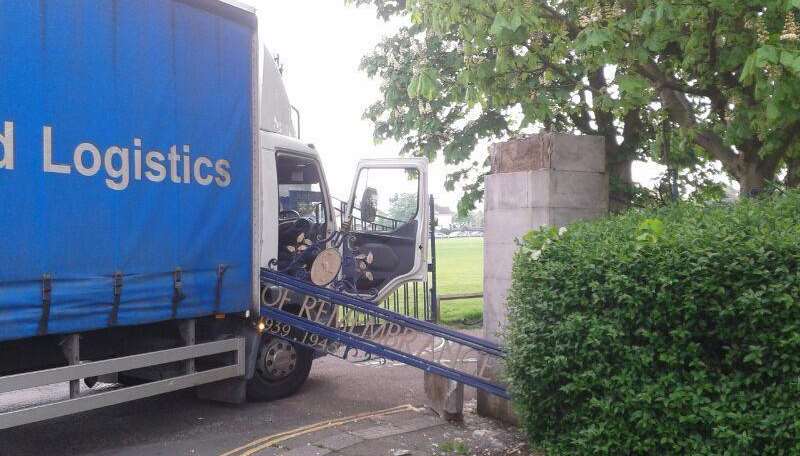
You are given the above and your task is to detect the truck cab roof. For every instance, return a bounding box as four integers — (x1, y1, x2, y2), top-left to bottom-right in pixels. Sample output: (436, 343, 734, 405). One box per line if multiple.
(260, 46, 297, 139)
(262, 131, 318, 159)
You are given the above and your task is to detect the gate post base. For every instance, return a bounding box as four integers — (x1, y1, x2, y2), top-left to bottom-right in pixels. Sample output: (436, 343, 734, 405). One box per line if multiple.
(476, 389, 517, 425)
(424, 372, 463, 422)
(475, 361, 517, 425)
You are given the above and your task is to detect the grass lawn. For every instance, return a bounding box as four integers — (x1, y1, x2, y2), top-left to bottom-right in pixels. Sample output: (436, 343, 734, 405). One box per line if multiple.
(434, 237, 484, 326)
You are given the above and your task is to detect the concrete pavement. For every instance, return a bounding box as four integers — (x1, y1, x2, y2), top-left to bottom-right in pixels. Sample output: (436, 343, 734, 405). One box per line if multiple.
(217, 402, 528, 456)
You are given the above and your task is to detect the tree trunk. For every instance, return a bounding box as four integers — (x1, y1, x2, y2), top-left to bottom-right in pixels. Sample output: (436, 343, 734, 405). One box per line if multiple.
(738, 160, 768, 197)
(786, 157, 800, 189)
(607, 150, 633, 212)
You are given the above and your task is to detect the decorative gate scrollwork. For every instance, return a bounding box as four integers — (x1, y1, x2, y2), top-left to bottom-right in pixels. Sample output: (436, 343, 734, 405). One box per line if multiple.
(268, 221, 379, 300)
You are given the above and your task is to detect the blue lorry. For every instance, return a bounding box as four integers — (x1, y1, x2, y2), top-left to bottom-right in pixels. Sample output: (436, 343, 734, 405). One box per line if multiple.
(0, 0, 431, 428)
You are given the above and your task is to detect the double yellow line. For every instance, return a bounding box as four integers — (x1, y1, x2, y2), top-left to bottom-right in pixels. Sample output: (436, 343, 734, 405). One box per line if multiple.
(220, 404, 420, 456)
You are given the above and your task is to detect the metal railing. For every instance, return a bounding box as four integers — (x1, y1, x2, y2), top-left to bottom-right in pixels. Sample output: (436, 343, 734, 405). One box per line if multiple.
(331, 196, 408, 233)
(438, 292, 483, 302)
(331, 195, 438, 322)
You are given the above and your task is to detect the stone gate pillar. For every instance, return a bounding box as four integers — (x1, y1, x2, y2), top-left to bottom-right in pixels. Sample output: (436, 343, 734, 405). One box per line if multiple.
(479, 134, 609, 422)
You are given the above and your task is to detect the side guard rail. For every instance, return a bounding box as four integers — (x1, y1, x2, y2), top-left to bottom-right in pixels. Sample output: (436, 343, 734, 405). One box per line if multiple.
(0, 336, 245, 429)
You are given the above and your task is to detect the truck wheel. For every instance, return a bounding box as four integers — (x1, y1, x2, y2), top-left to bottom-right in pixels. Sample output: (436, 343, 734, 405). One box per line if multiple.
(247, 336, 313, 401)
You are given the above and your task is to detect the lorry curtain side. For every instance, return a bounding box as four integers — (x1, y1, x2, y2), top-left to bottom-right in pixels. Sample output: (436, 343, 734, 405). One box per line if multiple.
(0, 0, 256, 342)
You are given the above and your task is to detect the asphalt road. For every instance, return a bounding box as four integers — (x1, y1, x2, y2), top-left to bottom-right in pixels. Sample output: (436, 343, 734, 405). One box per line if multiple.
(0, 334, 480, 456)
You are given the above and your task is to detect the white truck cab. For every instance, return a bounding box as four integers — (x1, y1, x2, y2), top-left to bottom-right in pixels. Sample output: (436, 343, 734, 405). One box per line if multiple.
(257, 48, 429, 303)
(242, 48, 430, 401)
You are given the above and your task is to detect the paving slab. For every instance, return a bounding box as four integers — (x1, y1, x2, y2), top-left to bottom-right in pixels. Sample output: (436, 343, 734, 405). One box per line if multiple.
(391, 415, 446, 434)
(334, 426, 451, 455)
(349, 423, 406, 439)
(313, 432, 365, 451)
(280, 445, 331, 456)
(281, 427, 342, 449)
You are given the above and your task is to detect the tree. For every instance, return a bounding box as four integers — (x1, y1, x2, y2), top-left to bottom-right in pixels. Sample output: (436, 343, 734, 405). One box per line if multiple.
(387, 192, 418, 221)
(452, 209, 485, 229)
(352, 0, 800, 212)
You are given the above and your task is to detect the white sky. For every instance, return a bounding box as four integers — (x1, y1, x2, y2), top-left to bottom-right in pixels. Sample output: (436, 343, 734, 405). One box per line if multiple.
(247, 0, 664, 211)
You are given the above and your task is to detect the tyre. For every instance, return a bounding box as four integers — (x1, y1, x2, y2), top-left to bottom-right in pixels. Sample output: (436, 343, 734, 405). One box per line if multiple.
(247, 336, 313, 401)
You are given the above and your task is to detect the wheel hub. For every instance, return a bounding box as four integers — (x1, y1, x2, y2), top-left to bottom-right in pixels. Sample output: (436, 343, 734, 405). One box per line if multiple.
(258, 338, 298, 381)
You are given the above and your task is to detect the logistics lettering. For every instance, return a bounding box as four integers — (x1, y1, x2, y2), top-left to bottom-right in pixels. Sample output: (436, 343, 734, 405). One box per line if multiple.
(0, 121, 231, 191)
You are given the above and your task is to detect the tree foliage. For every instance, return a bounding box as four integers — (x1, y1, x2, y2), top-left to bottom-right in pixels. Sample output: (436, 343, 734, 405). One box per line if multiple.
(387, 192, 419, 221)
(452, 209, 485, 229)
(352, 0, 800, 212)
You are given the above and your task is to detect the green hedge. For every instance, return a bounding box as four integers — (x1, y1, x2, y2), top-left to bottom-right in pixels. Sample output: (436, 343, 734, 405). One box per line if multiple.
(506, 192, 800, 455)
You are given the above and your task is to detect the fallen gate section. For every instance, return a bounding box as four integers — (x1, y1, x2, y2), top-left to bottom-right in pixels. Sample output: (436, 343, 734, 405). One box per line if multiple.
(260, 270, 508, 399)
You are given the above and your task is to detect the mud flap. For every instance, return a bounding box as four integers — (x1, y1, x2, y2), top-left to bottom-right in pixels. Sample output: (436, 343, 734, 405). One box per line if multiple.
(195, 324, 261, 404)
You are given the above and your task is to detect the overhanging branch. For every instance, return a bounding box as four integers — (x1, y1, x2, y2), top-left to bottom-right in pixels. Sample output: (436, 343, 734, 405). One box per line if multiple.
(634, 61, 741, 175)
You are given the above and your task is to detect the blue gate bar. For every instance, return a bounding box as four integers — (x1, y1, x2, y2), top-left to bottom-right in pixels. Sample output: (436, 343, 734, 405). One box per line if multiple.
(260, 269, 504, 357)
(260, 305, 509, 399)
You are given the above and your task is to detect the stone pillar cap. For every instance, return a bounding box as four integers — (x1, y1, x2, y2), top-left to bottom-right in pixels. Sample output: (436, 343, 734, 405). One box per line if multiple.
(489, 133, 605, 174)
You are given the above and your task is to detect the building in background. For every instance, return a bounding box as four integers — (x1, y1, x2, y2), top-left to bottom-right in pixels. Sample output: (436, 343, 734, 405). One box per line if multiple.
(435, 204, 454, 229)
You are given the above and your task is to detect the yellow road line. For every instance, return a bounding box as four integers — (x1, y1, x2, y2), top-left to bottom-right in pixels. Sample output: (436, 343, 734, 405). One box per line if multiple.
(220, 404, 421, 456)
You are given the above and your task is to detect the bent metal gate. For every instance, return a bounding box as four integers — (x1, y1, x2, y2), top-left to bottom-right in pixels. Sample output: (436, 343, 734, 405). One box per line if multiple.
(260, 269, 508, 399)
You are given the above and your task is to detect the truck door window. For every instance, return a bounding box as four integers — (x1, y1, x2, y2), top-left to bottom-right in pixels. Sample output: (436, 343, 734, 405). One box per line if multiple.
(350, 168, 419, 232)
(276, 154, 328, 268)
(346, 167, 421, 292)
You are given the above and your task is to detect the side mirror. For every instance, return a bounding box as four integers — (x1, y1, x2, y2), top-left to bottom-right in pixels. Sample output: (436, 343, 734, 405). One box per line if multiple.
(360, 187, 378, 223)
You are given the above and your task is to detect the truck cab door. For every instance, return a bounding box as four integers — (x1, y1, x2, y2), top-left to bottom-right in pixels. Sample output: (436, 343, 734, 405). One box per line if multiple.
(342, 159, 429, 302)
